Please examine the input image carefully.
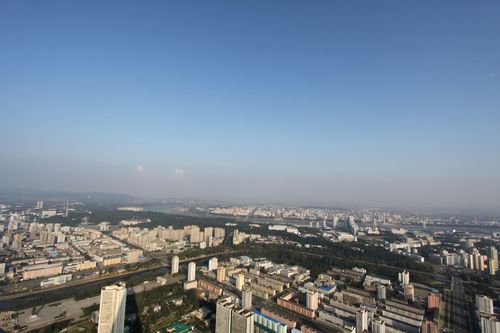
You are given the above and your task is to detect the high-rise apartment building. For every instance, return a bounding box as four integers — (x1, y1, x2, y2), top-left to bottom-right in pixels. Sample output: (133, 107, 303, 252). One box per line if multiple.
(377, 285, 386, 301)
(491, 246, 498, 272)
(476, 295, 494, 315)
(215, 297, 254, 333)
(398, 270, 410, 286)
(404, 284, 415, 302)
(98, 282, 127, 333)
(204, 227, 213, 246)
(190, 226, 200, 243)
(208, 257, 218, 271)
(356, 309, 368, 333)
(235, 273, 244, 290)
(372, 318, 386, 333)
(216, 298, 235, 333)
(187, 262, 196, 281)
(306, 291, 318, 311)
(242, 285, 253, 310)
(480, 316, 500, 333)
(217, 266, 226, 282)
(171, 256, 179, 274)
(232, 308, 254, 333)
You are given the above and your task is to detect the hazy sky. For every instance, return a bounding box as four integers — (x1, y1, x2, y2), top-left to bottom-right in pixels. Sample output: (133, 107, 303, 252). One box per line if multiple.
(1, 1, 499, 212)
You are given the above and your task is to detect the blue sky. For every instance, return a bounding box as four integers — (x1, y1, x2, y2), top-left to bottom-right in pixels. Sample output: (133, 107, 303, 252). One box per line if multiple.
(1, 1, 499, 212)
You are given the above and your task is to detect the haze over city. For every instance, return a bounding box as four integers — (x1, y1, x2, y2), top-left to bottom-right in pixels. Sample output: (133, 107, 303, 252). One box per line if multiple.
(1, 1, 500, 213)
(2, 2, 500, 333)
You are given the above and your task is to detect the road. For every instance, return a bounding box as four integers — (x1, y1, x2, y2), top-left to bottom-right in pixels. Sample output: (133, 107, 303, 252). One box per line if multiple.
(0, 251, 239, 310)
(16, 274, 184, 331)
(450, 276, 466, 333)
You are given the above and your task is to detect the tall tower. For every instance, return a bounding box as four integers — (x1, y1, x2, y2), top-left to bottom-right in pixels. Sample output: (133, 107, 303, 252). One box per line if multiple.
(65, 200, 69, 217)
(404, 284, 415, 302)
(490, 246, 498, 272)
(306, 291, 319, 311)
(216, 298, 234, 333)
(187, 262, 196, 281)
(208, 257, 218, 271)
(231, 308, 254, 333)
(377, 285, 386, 301)
(372, 318, 386, 333)
(235, 273, 244, 290)
(190, 226, 200, 243)
(98, 282, 127, 333)
(398, 270, 410, 286)
(356, 309, 368, 333)
(217, 266, 226, 282)
(171, 256, 179, 274)
(241, 285, 252, 310)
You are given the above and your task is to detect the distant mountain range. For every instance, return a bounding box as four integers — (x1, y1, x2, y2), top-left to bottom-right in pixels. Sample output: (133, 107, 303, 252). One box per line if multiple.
(0, 188, 134, 204)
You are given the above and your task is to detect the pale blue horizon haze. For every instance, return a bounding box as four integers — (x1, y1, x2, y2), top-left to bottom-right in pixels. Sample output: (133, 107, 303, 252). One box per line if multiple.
(1, 1, 499, 213)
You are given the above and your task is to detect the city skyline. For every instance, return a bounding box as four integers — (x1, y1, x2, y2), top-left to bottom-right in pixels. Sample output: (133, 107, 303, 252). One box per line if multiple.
(1, 1, 500, 213)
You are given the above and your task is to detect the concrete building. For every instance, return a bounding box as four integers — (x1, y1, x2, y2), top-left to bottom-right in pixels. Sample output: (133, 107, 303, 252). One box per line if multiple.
(404, 284, 415, 302)
(491, 247, 498, 267)
(398, 270, 410, 286)
(215, 298, 254, 333)
(216, 298, 234, 333)
(198, 279, 223, 297)
(208, 257, 218, 271)
(22, 263, 63, 280)
(377, 285, 386, 301)
(171, 256, 179, 274)
(356, 309, 368, 333)
(204, 227, 213, 246)
(217, 266, 226, 282)
(306, 291, 319, 311)
(232, 308, 254, 333)
(187, 262, 196, 281)
(476, 295, 494, 315)
(372, 318, 386, 333)
(190, 226, 200, 243)
(242, 285, 253, 310)
(126, 250, 142, 264)
(427, 293, 441, 310)
(480, 316, 500, 333)
(98, 282, 126, 333)
(489, 260, 497, 276)
(277, 292, 316, 319)
(254, 310, 287, 333)
(235, 273, 245, 290)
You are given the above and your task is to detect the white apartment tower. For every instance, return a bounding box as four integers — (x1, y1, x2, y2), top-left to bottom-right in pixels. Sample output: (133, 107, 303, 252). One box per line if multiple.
(372, 318, 386, 333)
(208, 257, 218, 271)
(491, 246, 498, 272)
(98, 282, 127, 333)
(306, 291, 319, 311)
(231, 308, 254, 333)
(398, 270, 410, 286)
(216, 298, 235, 333)
(187, 261, 196, 281)
(476, 295, 494, 315)
(217, 266, 226, 282)
(241, 285, 252, 310)
(235, 273, 244, 290)
(356, 309, 368, 333)
(171, 256, 179, 274)
(377, 285, 386, 301)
